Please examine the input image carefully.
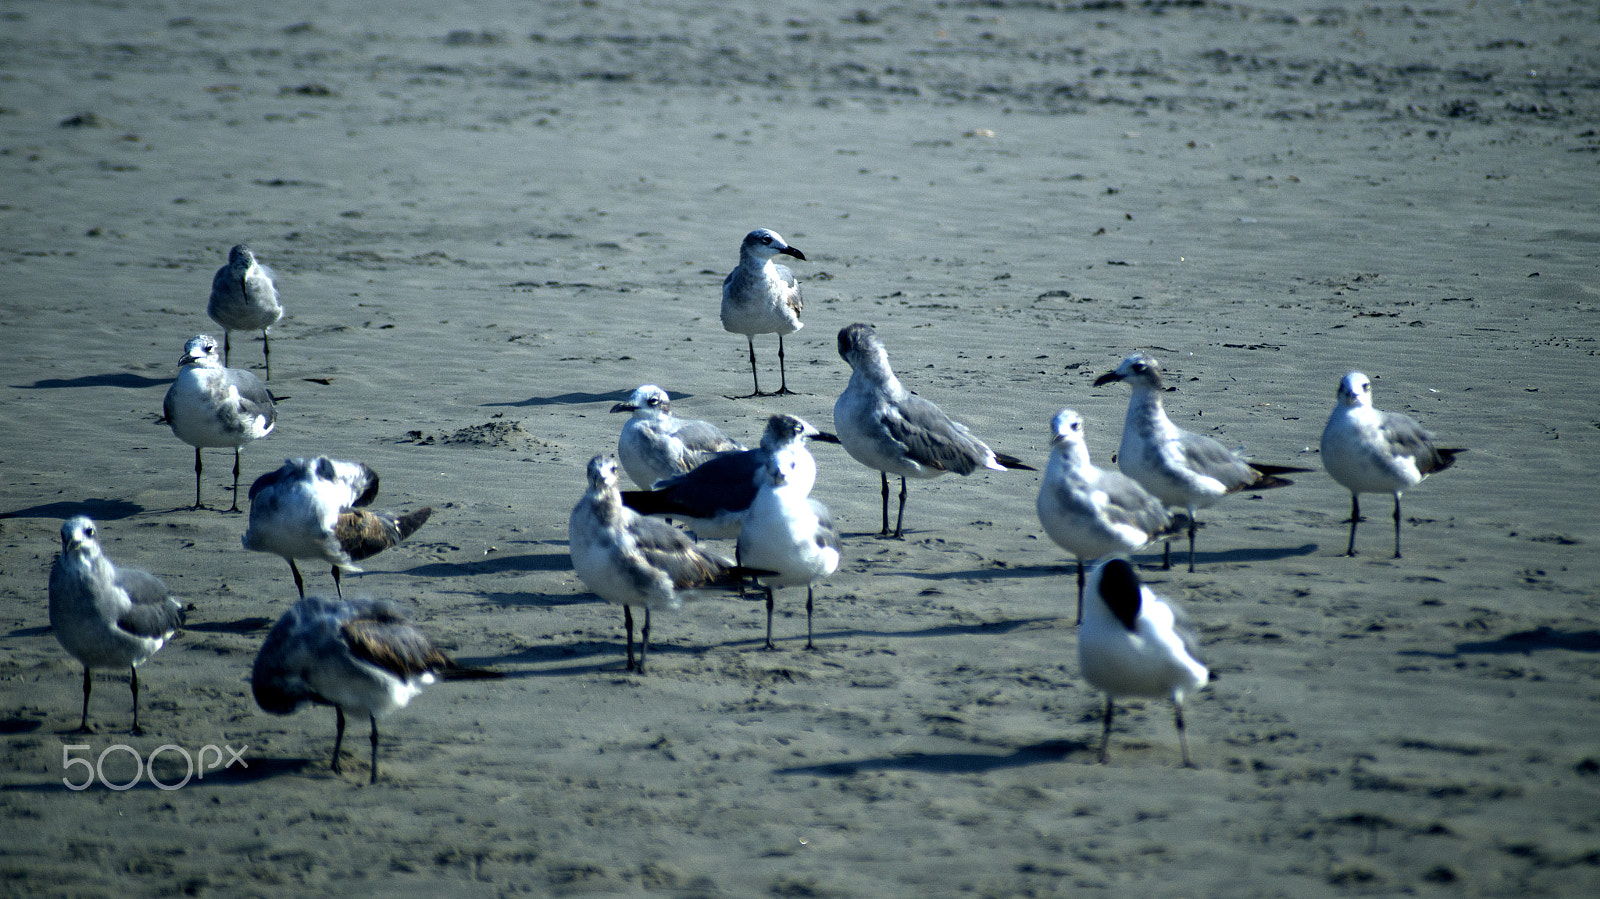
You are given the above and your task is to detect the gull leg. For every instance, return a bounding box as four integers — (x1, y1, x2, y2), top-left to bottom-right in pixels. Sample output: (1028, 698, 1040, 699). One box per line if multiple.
(763, 586, 777, 650)
(1393, 493, 1404, 559)
(331, 566, 344, 599)
(775, 334, 795, 395)
(1187, 516, 1198, 573)
(75, 667, 93, 733)
(262, 329, 272, 381)
(1345, 494, 1361, 557)
(894, 476, 908, 539)
(368, 715, 380, 784)
(1162, 539, 1171, 571)
(640, 607, 651, 674)
(289, 560, 306, 600)
(193, 447, 204, 510)
(737, 336, 765, 398)
(624, 606, 637, 672)
(1098, 697, 1115, 764)
(230, 448, 243, 512)
(332, 707, 346, 774)
(128, 666, 143, 736)
(879, 471, 891, 536)
(805, 586, 815, 651)
(1175, 702, 1195, 768)
(222, 330, 232, 367)
(1075, 560, 1086, 625)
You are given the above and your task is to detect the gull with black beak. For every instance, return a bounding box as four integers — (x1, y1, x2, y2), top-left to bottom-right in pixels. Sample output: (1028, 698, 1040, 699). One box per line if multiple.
(163, 334, 277, 512)
(1078, 557, 1209, 767)
(208, 243, 284, 378)
(1094, 353, 1307, 571)
(834, 322, 1035, 538)
(610, 384, 745, 489)
(243, 457, 432, 600)
(49, 516, 186, 734)
(721, 228, 806, 397)
(622, 414, 841, 541)
(1320, 371, 1464, 558)
(1037, 408, 1187, 623)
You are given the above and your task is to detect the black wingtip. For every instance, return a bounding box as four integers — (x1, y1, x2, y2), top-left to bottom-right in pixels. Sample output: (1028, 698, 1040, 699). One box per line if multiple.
(995, 452, 1036, 472)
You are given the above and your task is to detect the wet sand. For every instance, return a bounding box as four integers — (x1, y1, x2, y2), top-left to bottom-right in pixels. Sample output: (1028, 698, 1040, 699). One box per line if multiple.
(3, 1, 1599, 895)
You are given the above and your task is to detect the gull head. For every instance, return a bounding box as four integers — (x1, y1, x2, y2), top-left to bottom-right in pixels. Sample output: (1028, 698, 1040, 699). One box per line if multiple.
(1048, 408, 1088, 447)
(585, 455, 621, 493)
(60, 516, 98, 555)
(227, 244, 257, 271)
(741, 228, 805, 262)
(1336, 371, 1373, 408)
(1093, 353, 1164, 390)
(610, 384, 670, 417)
(178, 334, 224, 368)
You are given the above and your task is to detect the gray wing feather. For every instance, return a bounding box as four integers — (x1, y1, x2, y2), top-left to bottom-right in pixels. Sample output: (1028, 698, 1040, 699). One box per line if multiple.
(809, 499, 841, 553)
(881, 394, 990, 475)
(1174, 431, 1255, 486)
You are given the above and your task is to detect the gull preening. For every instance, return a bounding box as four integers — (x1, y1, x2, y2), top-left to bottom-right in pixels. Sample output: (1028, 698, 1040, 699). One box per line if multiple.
(721, 228, 806, 397)
(48, 517, 186, 734)
(243, 457, 432, 599)
(1320, 371, 1464, 558)
(252, 596, 471, 783)
(1094, 353, 1307, 571)
(1078, 558, 1209, 767)
(737, 424, 842, 650)
(570, 455, 759, 673)
(208, 244, 284, 379)
(834, 322, 1034, 538)
(163, 334, 277, 512)
(622, 414, 841, 541)
(610, 384, 745, 489)
(1036, 408, 1186, 623)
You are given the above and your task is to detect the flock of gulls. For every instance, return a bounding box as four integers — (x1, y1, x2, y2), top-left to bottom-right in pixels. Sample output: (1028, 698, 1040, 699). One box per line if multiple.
(44, 229, 1464, 780)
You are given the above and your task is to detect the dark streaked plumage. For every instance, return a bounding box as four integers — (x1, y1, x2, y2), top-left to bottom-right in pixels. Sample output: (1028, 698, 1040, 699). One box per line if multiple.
(49, 517, 186, 734)
(162, 334, 277, 511)
(243, 457, 431, 599)
(253, 596, 463, 783)
(833, 323, 1034, 538)
(1320, 371, 1464, 558)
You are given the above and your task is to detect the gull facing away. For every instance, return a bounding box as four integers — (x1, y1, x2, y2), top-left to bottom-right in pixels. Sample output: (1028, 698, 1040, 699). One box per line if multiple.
(737, 428, 842, 651)
(1036, 408, 1187, 624)
(49, 517, 186, 734)
(610, 384, 746, 488)
(1078, 557, 1209, 767)
(1094, 353, 1308, 572)
(243, 457, 432, 600)
(1320, 371, 1464, 558)
(721, 228, 806, 397)
(622, 414, 841, 541)
(570, 455, 760, 673)
(834, 322, 1035, 539)
(253, 596, 494, 783)
(163, 334, 277, 512)
(208, 244, 284, 379)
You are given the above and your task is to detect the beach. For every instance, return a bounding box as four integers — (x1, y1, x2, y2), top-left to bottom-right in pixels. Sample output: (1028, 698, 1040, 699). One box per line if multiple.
(2, 1, 1599, 895)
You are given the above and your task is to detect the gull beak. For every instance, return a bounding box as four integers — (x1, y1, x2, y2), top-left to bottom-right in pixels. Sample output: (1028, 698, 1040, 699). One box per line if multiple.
(609, 402, 637, 413)
(779, 246, 806, 262)
(1092, 371, 1123, 387)
(179, 353, 203, 366)
(811, 431, 842, 445)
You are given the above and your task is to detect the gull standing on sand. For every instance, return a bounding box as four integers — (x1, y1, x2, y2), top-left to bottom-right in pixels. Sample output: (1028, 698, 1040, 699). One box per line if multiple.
(253, 596, 462, 783)
(49, 517, 186, 734)
(1320, 371, 1464, 558)
(737, 427, 841, 651)
(163, 334, 277, 512)
(1036, 408, 1186, 623)
(610, 384, 746, 489)
(833, 322, 1035, 539)
(721, 228, 806, 397)
(622, 414, 841, 541)
(570, 455, 755, 673)
(208, 244, 284, 379)
(1078, 557, 1209, 767)
(1094, 353, 1307, 572)
(243, 457, 432, 600)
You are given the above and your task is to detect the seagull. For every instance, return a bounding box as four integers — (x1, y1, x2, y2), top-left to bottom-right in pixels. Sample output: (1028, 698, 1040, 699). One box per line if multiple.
(252, 596, 477, 783)
(737, 430, 841, 651)
(622, 414, 841, 541)
(610, 384, 746, 488)
(48, 517, 186, 734)
(833, 322, 1035, 539)
(570, 455, 759, 673)
(1320, 371, 1464, 558)
(208, 244, 284, 379)
(1078, 557, 1209, 767)
(1036, 408, 1187, 623)
(243, 457, 432, 600)
(1093, 353, 1308, 572)
(721, 228, 806, 397)
(163, 334, 277, 512)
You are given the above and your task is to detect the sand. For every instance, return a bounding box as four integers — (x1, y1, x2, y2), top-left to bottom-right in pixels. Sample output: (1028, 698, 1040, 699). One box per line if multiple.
(2, 0, 1599, 895)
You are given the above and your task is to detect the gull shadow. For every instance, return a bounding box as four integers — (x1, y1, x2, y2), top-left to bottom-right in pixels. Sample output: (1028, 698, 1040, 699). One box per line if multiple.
(1187, 543, 1320, 565)
(779, 739, 1086, 777)
(472, 589, 595, 608)
(473, 638, 665, 678)
(482, 389, 631, 408)
(0, 498, 144, 521)
(0, 757, 313, 793)
(8, 625, 52, 638)
(402, 552, 572, 578)
(0, 717, 43, 735)
(801, 616, 1059, 643)
(1401, 627, 1600, 659)
(14, 373, 171, 390)
(889, 563, 1091, 582)
(185, 617, 275, 634)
